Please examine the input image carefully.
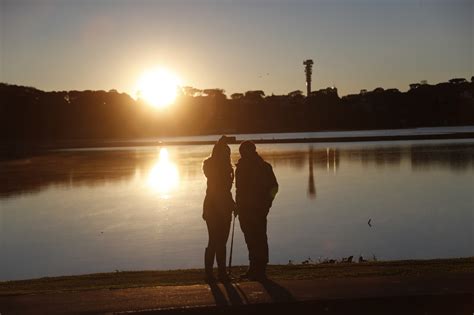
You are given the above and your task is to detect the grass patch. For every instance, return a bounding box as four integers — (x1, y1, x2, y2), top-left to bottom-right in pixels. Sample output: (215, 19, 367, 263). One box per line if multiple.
(1, 257, 472, 296)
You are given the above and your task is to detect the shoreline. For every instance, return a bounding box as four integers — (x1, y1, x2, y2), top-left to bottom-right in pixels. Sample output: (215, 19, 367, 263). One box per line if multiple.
(1, 257, 472, 296)
(159, 131, 474, 146)
(1, 258, 472, 315)
(1, 131, 474, 154)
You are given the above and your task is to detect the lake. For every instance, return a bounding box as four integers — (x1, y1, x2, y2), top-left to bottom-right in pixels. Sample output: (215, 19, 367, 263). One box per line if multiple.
(1, 136, 473, 281)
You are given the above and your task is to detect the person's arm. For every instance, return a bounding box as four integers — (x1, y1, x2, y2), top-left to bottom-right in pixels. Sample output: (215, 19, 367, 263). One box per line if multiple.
(235, 166, 241, 216)
(266, 163, 278, 207)
(202, 159, 210, 178)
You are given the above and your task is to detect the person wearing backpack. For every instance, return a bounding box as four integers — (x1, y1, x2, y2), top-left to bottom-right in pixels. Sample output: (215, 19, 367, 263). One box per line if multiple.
(235, 141, 278, 280)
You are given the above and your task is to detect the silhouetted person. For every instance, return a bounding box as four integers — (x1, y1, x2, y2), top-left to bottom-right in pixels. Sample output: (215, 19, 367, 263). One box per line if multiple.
(236, 141, 278, 280)
(202, 136, 235, 282)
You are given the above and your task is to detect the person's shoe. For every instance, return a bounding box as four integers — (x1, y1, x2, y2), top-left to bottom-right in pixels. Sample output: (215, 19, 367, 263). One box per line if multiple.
(251, 263, 267, 281)
(239, 263, 256, 280)
(204, 247, 215, 283)
(204, 272, 216, 283)
(239, 271, 253, 280)
(252, 272, 267, 281)
(217, 271, 231, 282)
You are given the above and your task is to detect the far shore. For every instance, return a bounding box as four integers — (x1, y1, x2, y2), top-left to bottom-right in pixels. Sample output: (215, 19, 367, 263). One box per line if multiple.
(1, 130, 474, 155)
(158, 131, 474, 146)
(1, 257, 472, 296)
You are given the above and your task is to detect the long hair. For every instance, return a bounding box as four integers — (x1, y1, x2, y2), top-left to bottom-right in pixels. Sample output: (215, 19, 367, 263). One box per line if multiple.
(210, 141, 233, 175)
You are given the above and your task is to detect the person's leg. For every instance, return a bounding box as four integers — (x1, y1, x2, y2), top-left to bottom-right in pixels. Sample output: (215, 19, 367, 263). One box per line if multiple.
(205, 219, 218, 281)
(254, 217, 269, 279)
(239, 215, 258, 278)
(215, 217, 231, 281)
(260, 217, 269, 265)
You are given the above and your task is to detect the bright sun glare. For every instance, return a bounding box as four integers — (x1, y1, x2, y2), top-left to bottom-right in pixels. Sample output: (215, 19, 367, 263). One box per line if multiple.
(136, 68, 181, 108)
(148, 148, 180, 196)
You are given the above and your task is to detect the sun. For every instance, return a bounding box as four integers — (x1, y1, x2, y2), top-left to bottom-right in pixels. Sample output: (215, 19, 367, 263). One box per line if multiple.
(136, 67, 181, 108)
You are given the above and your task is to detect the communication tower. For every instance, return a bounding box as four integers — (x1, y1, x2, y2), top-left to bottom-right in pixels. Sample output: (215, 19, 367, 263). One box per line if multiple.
(303, 59, 314, 96)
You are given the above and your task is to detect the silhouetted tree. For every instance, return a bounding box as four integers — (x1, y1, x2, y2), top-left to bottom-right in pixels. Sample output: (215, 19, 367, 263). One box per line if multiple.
(244, 90, 265, 101)
(409, 83, 421, 90)
(203, 89, 226, 99)
(182, 86, 202, 97)
(449, 78, 467, 84)
(1, 77, 473, 146)
(287, 90, 304, 98)
(231, 93, 244, 100)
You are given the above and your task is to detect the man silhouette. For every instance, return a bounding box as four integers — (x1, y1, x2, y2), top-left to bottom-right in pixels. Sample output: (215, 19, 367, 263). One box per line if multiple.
(235, 141, 278, 280)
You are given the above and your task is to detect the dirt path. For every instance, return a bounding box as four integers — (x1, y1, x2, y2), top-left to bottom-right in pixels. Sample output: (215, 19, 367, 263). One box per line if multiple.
(1, 273, 473, 314)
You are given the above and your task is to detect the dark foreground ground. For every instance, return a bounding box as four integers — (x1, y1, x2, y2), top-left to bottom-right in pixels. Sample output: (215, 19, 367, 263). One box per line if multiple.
(0, 258, 473, 314)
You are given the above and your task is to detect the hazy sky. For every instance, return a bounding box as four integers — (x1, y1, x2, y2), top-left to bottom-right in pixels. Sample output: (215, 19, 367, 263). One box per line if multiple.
(1, 0, 472, 97)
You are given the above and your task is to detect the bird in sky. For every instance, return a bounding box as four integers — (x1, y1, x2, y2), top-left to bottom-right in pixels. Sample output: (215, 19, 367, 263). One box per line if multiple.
(368, 219, 372, 227)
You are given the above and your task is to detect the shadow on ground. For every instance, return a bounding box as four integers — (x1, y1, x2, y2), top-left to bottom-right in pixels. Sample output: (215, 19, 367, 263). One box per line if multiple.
(134, 293, 472, 315)
(208, 278, 294, 307)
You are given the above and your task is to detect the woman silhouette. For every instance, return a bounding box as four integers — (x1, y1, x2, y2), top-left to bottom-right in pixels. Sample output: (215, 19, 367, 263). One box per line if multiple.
(202, 136, 235, 282)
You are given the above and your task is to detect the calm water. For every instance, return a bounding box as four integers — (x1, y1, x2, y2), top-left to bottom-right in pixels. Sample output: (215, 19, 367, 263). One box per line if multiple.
(1, 138, 473, 281)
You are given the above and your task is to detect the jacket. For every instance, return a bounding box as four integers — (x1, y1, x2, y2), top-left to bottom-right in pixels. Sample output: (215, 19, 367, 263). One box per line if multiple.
(202, 157, 235, 221)
(235, 153, 278, 217)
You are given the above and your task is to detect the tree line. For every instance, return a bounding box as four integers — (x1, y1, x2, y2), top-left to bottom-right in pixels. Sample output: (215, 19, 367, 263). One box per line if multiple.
(1, 77, 473, 143)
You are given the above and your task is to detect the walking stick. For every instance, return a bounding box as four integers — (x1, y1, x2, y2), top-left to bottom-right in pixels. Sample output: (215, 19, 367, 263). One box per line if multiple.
(228, 213, 236, 276)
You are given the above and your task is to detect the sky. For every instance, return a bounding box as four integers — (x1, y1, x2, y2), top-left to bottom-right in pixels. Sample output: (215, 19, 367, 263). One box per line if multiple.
(1, 0, 472, 97)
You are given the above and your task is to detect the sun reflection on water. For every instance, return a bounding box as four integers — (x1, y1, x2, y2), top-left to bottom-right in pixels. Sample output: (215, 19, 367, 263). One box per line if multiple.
(147, 148, 179, 196)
